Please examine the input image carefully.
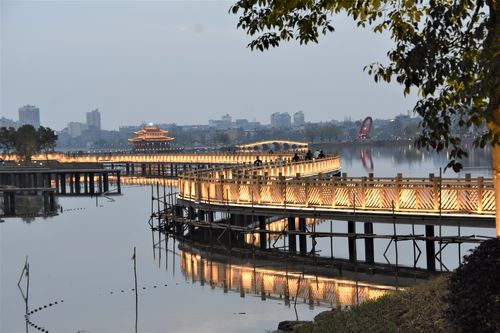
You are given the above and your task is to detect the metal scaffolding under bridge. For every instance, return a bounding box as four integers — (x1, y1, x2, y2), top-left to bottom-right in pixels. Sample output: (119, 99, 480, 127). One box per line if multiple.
(148, 156, 496, 274)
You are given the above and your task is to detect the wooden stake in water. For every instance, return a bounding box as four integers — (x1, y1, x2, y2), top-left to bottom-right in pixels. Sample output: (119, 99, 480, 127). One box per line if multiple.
(133, 247, 138, 333)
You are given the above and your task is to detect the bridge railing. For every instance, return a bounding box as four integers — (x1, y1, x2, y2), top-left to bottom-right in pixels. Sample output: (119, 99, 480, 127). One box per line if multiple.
(180, 155, 341, 179)
(179, 170, 495, 215)
(6, 152, 298, 164)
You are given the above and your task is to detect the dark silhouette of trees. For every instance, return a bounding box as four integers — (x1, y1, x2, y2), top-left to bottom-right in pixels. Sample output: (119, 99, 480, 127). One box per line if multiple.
(0, 125, 58, 164)
(0, 127, 16, 159)
(37, 126, 58, 160)
(15, 125, 39, 164)
(231, 0, 500, 235)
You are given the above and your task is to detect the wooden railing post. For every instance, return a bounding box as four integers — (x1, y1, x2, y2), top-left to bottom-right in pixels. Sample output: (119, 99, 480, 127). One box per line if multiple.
(477, 177, 484, 213)
(395, 173, 402, 210)
(361, 176, 367, 209)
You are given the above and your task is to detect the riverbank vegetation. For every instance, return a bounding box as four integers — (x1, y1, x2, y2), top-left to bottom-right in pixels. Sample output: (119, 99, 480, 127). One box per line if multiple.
(290, 238, 500, 333)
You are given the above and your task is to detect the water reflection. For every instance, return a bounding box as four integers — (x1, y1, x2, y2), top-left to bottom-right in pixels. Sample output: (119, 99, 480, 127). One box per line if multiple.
(335, 145, 491, 177)
(179, 243, 402, 309)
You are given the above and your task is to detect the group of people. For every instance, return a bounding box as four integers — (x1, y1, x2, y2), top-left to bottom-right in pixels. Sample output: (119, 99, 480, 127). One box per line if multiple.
(293, 149, 326, 162)
(254, 149, 326, 166)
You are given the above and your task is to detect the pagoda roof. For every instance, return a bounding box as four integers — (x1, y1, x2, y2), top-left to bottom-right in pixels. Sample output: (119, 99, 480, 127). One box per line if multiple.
(128, 125, 175, 142)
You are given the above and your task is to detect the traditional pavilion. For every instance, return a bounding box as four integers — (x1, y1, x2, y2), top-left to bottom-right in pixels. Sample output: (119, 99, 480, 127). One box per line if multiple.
(128, 125, 175, 152)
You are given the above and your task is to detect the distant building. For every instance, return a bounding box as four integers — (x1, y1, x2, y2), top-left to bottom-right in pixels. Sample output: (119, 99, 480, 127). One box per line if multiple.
(68, 122, 87, 138)
(270, 112, 291, 128)
(86, 109, 101, 130)
(0, 117, 17, 128)
(18, 105, 40, 128)
(293, 111, 305, 127)
(128, 124, 175, 152)
(209, 114, 233, 130)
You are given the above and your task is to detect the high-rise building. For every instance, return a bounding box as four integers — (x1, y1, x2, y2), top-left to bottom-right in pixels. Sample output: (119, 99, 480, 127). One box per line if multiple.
(86, 109, 101, 130)
(293, 111, 305, 127)
(68, 122, 87, 138)
(270, 112, 291, 128)
(18, 105, 40, 128)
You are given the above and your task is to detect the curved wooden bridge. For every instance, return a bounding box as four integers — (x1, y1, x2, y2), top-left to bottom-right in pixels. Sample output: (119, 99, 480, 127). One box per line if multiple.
(19, 152, 296, 165)
(177, 157, 495, 227)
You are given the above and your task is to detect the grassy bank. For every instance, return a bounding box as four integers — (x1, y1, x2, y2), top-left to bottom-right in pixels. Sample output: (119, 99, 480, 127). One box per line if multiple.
(294, 275, 454, 333)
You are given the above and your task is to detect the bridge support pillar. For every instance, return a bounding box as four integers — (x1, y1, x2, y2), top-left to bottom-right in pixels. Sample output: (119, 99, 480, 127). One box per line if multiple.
(69, 173, 74, 194)
(258, 216, 267, 250)
(230, 214, 245, 247)
(348, 221, 356, 262)
(364, 222, 374, 264)
(116, 172, 121, 194)
(83, 174, 88, 194)
(125, 163, 130, 176)
(287, 217, 296, 253)
(89, 173, 94, 195)
(425, 225, 436, 272)
(174, 205, 184, 237)
(187, 206, 196, 235)
(75, 173, 81, 194)
(103, 173, 109, 193)
(60, 173, 66, 194)
(299, 217, 307, 255)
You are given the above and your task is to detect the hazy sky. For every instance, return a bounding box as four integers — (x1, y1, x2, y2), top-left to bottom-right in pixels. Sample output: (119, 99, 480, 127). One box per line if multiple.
(1, 1, 417, 130)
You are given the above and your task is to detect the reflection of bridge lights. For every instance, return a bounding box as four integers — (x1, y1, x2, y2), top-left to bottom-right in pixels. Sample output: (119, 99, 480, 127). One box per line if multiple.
(180, 249, 399, 307)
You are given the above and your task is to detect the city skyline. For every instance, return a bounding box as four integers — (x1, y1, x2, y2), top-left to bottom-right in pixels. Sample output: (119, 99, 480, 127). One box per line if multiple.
(1, 1, 417, 130)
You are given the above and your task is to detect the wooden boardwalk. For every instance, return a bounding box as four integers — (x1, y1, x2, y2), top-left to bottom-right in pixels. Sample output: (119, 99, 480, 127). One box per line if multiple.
(177, 157, 495, 227)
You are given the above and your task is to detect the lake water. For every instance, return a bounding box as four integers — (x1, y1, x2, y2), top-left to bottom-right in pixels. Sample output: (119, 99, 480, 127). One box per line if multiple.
(1, 146, 495, 333)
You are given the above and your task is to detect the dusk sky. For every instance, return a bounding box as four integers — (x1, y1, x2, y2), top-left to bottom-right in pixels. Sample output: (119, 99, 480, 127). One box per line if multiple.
(1, 1, 417, 130)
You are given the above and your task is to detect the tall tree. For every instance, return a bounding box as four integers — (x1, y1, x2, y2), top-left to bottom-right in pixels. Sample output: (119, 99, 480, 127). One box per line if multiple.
(37, 126, 58, 160)
(15, 125, 40, 164)
(0, 127, 16, 160)
(231, 0, 500, 236)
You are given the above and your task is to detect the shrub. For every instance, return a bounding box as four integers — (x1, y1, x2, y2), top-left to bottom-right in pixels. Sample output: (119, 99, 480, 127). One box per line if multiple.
(446, 238, 500, 333)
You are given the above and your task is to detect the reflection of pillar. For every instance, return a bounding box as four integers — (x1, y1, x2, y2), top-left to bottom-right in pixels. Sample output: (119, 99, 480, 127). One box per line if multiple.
(49, 192, 56, 212)
(116, 172, 121, 194)
(299, 217, 307, 255)
(239, 274, 245, 298)
(288, 217, 296, 253)
(174, 205, 184, 236)
(187, 206, 196, 236)
(308, 283, 314, 310)
(3, 192, 11, 215)
(261, 274, 266, 301)
(364, 222, 374, 264)
(348, 221, 356, 262)
(425, 225, 436, 271)
(43, 191, 50, 214)
(258, 216, 267, 250)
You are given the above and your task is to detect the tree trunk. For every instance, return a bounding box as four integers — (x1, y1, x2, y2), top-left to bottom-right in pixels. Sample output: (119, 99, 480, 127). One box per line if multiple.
(490, 119, 500, 237)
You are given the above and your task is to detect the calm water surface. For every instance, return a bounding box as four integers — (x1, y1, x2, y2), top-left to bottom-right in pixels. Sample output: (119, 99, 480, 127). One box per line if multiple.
(1, 146, 495, 332)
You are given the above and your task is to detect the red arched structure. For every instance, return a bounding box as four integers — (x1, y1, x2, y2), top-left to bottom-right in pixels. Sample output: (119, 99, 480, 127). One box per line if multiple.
(358, 116, 373, 139)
